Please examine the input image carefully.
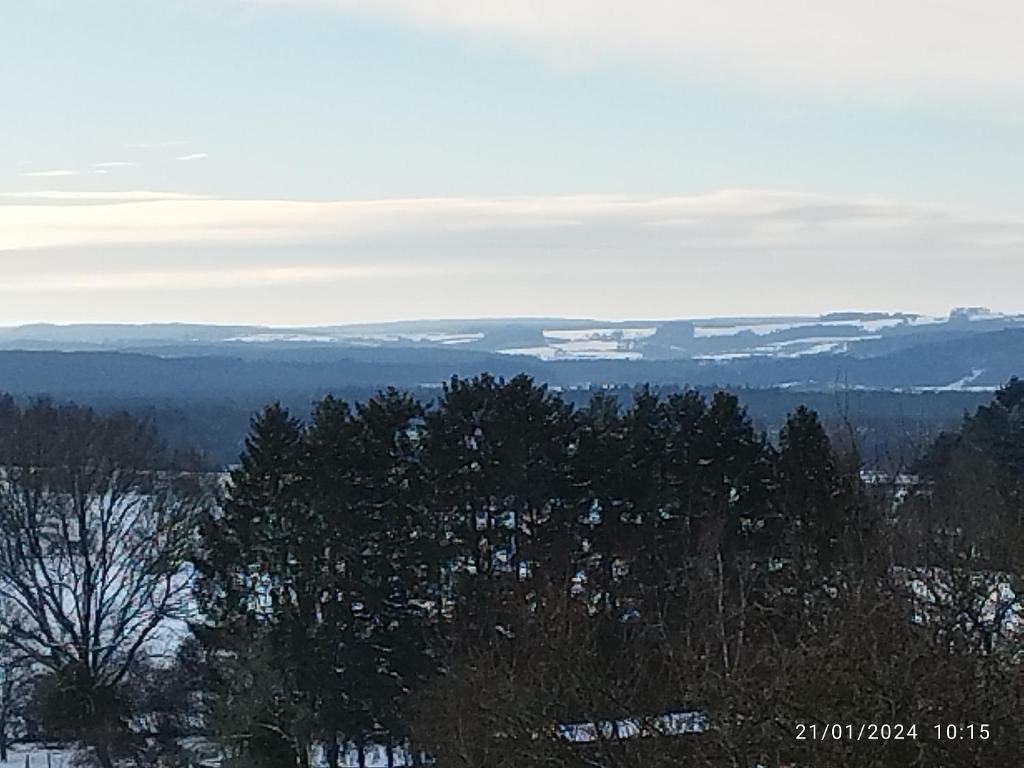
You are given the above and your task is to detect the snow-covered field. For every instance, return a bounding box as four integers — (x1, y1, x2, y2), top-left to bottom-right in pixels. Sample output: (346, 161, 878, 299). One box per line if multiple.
(693, 316, 914, 338)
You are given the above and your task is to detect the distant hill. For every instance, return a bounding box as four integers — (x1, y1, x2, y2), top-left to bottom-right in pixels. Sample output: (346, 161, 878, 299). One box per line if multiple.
(1, 310, 1021, 464)
(1, 309, 1020, 372)
(0, 327, 1021, 399)
(2, 314, 1013, 466)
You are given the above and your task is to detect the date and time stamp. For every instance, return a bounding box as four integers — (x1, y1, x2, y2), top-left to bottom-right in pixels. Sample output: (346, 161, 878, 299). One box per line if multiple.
(795, 722, 992, 742)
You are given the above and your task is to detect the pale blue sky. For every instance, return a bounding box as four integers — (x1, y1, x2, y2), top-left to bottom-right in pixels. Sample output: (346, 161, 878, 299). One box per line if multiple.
(2, 0, 1023, 324)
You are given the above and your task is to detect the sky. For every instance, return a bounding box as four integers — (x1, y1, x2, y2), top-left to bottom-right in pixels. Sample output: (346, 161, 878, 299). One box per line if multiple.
(2, 0, 1023, 325)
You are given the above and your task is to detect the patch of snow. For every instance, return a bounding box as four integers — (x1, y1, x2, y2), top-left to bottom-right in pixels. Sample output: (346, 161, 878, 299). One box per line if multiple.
(940, 368, 985, 392)
(782, 341, 844, 356)
(857, 317, 909, 332)
(694, 352, 756, 361)
(557, 710, 708, 743)
(226, 333, 339, 343)
(543, 327, 657, 342)
(395, 332, 485, 344)
(498, 346, 561, 360)
(499, 343, 642, 361)
(912, 369, 990, 393)
(695, 318, 904, 338)
(694, 322, 808, 338)
(906, 314, 947, 326)
(0, 744, 75, 768)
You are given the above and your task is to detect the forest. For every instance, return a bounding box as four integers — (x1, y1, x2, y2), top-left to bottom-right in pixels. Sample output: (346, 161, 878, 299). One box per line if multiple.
(0, 376, 1021, 767)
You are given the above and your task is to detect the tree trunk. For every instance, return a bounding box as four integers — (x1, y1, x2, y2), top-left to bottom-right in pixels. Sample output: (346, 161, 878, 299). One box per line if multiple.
(716, 549, 731, 676)
(325, 736, 340, 767)
(386, 741, 394, 768)
(94, 742, 114, 768)
(357, 738, 366, 768)
(735, 565, 747, 674)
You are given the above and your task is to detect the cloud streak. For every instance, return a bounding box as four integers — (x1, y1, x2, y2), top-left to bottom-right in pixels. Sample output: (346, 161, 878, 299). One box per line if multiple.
(0, 265, 412, 293)
(1, 190, 215, 203)
(20, 170, 79, 178)
(262, 0, 1024, 97)
(176, 153, 208, 161)
(2, 189, 1021, 252)
(2, 190, 1022, 321)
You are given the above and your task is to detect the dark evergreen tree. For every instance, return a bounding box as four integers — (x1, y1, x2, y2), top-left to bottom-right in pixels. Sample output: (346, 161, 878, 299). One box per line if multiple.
(347, 388, 430, 764)
(567, 391, 626, 610)
(422, 375, 575, 606)
(194, 403, 322, 767)
(690, 391, 777, 556)
(778, 405, 847, 577)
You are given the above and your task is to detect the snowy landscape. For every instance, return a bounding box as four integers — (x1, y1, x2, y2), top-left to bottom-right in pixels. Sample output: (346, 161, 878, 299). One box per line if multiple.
(5, 0, 1024, 763)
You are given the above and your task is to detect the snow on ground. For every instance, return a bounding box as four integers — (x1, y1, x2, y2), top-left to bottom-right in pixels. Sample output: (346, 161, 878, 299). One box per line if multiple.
(226, 332, 485, 346)
(495, 327, 653, 360)
(542, 327, 657, 342)
(694, 335, 877, 360)
(693, 317, 906, 338)
(906, 314, 946, 326)
(226, 333, 340, 343)
(912, 368, 989, 393)
(499, 343, 642, 361)
(694, 351, 758, 361)
(311, 743, 418, 767)
(695, 321, 816, 338)
(391, 333, 484, 345)
(557, 710, 708, 743)
(0, 744, 74, 768)
(903, 567, 1022, 640)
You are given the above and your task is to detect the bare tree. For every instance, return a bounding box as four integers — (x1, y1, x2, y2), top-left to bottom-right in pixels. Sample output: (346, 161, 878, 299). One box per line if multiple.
(0, 401, 211, 767)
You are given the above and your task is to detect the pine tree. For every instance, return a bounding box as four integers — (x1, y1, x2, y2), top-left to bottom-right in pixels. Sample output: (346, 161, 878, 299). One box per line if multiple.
(348, 388, 430, 759)
(195, 403, 322, 768)
(196, 402, 307, 628)
(960, 376, 1024, 504)
(577, 387, 674, 619)
(778, 405, 848, 579)
(567, 391, 625, 611)
(690, 391, 777, 556)
(302, 395, 364, 765)
(422, 375, 576, 631)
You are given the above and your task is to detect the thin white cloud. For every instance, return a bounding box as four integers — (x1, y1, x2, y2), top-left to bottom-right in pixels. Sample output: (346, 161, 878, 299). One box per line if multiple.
(176, 153, 208, 161)
(94, 161, 135, 168)
(1, 190, 1022, 321)
(1, 190, 216, 203)
(94, 170, 109, 175)
(2, 189, 1021, 253)
(260, 0, 1024, 97)
(20, 170, 79, 178)
(0, 265, 410, 293)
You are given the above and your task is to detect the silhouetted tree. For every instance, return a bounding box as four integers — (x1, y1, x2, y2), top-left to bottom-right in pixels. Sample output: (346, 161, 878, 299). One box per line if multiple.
(0, 401, 211, 767)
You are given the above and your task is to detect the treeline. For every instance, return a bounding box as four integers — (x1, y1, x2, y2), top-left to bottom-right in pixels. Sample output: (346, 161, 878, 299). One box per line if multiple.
(0, 380, 1021, 767)
(194, 375, 1022, 768)
(53, 385, 988, 469)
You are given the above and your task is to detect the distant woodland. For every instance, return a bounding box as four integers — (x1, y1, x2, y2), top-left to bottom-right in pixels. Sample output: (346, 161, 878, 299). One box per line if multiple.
(14, 386, 994, 471)
(0, 377, 1021, 767)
